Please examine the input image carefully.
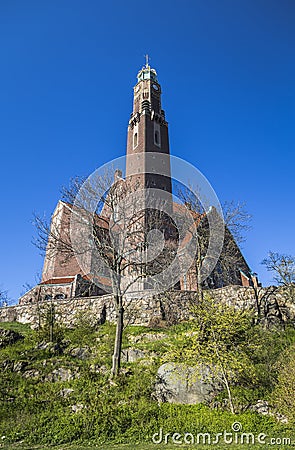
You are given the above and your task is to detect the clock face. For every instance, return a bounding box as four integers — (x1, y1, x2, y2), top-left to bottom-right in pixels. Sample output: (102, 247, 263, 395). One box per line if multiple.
(152, 83, 159, 91)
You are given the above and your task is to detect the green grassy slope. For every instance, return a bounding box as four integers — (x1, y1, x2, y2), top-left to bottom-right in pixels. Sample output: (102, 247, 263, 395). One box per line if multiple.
(0, 319, 294, 449)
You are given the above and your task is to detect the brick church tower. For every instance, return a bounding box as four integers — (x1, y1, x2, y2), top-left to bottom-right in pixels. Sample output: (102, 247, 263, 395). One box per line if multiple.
(126, 57, 172, 208)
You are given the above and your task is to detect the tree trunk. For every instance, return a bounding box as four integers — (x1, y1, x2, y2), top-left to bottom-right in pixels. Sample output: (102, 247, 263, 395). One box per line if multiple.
(197, 271, 203, 301)
(252, 286, 261, 324)
(222, 367, 235, 414)
(111, 299, 124, 378)
(196, 259, 203, 302)
(196, 241, 203, 302)
(49, 302, 54, 342)
(212, 332, 235, 414)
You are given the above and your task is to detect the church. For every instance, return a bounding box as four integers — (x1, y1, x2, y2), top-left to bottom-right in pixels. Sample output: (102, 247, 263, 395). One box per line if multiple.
(19, 60, 258, 305)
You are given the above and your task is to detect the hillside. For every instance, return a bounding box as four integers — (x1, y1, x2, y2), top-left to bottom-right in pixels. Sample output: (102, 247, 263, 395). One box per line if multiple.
(1, 305, 295, 449)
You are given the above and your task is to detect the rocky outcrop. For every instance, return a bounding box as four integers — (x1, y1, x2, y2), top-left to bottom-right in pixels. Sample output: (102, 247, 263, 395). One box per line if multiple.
(153, 362, 222, 404)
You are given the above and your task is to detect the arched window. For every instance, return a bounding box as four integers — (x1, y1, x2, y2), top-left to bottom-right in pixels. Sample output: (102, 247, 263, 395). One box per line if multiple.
(133, 132, 138, 148)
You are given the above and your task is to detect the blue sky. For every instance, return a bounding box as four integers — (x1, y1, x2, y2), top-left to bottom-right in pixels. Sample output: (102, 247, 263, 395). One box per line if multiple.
(0, 0, 294, 302)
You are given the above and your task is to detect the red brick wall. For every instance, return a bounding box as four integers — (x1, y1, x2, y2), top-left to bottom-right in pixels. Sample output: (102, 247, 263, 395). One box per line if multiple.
(42, 202, 91, 282)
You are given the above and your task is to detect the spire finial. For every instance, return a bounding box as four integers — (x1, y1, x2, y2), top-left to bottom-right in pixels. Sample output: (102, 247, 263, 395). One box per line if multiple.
(144, 54, 150, 68)
(137, 56, 157, 83)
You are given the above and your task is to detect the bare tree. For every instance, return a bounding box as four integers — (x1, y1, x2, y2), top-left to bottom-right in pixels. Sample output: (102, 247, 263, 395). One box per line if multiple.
(176, 186, 251, 299)
(262, 251, 295, 286)
(175, 186, 221, 300)
(34, 169, 175, 377)
(261, 251, 295, 311)
(20, 273, 41, 297)
(222, 201, 251, 244)
(244, 252, 295, 328)
(0, 286, 9, 307)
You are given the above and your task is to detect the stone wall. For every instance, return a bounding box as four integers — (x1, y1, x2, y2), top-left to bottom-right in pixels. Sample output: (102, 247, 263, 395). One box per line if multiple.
(209, 284, 295, 326)
(0, 291, 195, 329)
(0, 286, 294, 329)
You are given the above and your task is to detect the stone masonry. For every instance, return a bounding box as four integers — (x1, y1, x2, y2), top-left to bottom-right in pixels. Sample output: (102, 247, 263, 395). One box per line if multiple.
(0, 286, 294, 329)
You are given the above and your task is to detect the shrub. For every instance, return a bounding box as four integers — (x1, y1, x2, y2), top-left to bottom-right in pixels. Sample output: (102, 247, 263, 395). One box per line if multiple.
(272, 343, 295, 423)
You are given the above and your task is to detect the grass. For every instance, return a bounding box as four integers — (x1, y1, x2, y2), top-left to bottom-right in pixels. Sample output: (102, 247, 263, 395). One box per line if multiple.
(1, 319, 295, 449)
(2, 442, 295, 449)
(0, 321, 31, 337)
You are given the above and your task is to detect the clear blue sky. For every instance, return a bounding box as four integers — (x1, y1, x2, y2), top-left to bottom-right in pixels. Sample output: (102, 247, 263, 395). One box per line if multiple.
(0, 0, 294, 302)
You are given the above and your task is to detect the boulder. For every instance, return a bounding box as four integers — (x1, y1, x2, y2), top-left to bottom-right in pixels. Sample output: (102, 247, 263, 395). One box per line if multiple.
(68, 347, 90, 360)
(249, 400, 288, 424)
(36, 341, 60, 353)
(153, 362, 222, 404)
(60, 388, 74, 398)
(36, 340, 69, 354)
(0, 329, 24, 348)
(249, 400, 270, 415)
(47, 367, 79, 382)
(13, 361, 28, 373)
(1, 360, 13, 371)
(89, 364, 108, 375)
(23, 369, 40, 379)
(121, 348, 145, 363)
(70, 403, 85, 413)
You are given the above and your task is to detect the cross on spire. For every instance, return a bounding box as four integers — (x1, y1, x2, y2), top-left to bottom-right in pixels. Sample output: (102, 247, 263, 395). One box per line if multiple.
(144, 54, 150, 67)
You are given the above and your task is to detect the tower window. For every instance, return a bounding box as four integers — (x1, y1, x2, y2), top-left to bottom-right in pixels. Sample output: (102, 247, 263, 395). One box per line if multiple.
(133, 132, 138, 148)
(153, 123, 161, 147)
(155, 131, 159, 144)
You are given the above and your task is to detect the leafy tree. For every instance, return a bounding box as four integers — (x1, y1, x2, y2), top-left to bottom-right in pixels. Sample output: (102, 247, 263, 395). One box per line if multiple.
(167, 294, 258, 413)
(37, 300, 64, 344)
